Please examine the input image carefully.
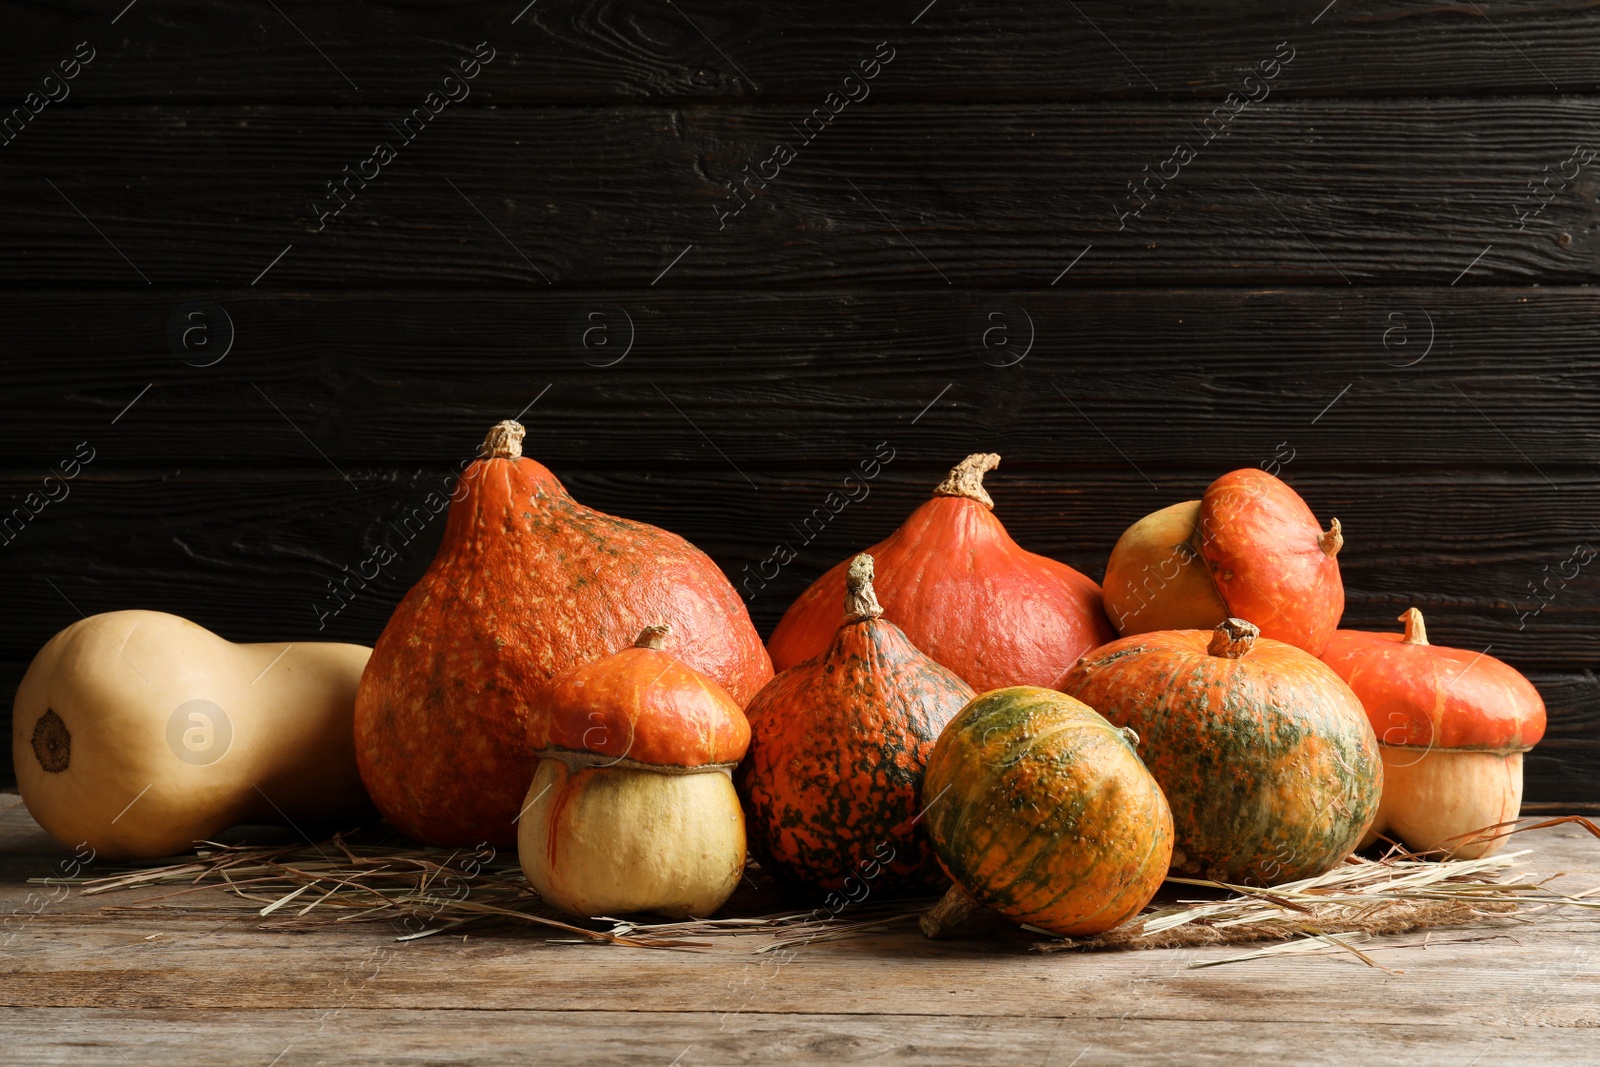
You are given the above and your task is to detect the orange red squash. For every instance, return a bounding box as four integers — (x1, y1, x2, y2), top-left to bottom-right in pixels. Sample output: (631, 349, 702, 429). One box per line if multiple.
(1102, 469, 1344, 655)
(919, 686, 1173, 938)
(738, 554, 974, 899)
(1322, 608, 1546, 858)
(768, 453, 1113, 692)
(1057, 618, 1381, 885)
(355, 420, 772, 848)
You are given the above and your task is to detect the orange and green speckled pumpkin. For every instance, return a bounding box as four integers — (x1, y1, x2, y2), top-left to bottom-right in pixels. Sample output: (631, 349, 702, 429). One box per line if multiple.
(920, 686, 1173, 938)
(354, 420, 772, 849)
(1056, 619, 1380, 886)
(737, 554, 974, 900)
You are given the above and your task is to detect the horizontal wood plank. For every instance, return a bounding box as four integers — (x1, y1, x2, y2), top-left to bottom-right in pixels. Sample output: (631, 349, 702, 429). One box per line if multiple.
(1, 102, 1598, 287)
(9, 1, 1600, 105)
(1, 288, 1598, 470)
(2, 813, 1596, 1028)
(6, 1009, 1600, 1066)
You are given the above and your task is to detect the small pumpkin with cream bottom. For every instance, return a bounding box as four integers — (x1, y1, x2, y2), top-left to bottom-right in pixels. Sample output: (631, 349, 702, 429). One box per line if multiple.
(519, 625, 750, 919)
(13, 610, 372, 861)
(1322, 608, 1546, 859)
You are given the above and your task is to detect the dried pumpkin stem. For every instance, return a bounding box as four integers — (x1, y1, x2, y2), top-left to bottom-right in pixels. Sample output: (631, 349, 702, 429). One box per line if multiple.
(633, 624, 672, 651)
(843, 554, 884, 623)
(920, 884, 983, 940)
(481, 420, 525, 461)
(1318, 517, 1344, 558)
(933, 453, 1000, 510)
(1399, 607, 1429, 646)
(1208, 618, 1259, 659)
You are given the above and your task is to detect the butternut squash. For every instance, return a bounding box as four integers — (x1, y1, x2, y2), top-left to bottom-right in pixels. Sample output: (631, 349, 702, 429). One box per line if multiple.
(13, 610, 372, 860)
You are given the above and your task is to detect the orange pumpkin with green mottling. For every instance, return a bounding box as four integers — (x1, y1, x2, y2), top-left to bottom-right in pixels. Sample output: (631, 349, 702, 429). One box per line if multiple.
(737, 554, 974, 900)
(921, 686, 1173, 937)
(354, 420, 772, 849)
(1056, 619, 1380, 886)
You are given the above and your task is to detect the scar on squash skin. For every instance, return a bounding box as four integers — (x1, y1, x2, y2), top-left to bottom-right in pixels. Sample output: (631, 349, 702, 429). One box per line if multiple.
(33, 709, 71, 773)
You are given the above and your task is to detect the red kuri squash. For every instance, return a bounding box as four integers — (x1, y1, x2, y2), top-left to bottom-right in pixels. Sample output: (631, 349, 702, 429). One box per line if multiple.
(1102, 469, 1345, 655)
(919, 686, 1173, 938)
(1322, 608, 1546, 859)
(767, 454, 1113, 691)
(1057, 618, 1381, 885)
(355, 420, 772, 848)
(738, 554, 975, 900)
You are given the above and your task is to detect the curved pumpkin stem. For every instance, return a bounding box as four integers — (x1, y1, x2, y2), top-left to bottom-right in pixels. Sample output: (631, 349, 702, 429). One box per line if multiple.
(634, 623, 672, 650)
(934, 453, 1000, 510)
(481, 419, 525, 460)
(1318, 517, 1344, 558)
(1208, 618, 1259, 659)
(1399, 607, 1429, 646)
(920, 883, 982, 940)
(844, 554, 885, 623)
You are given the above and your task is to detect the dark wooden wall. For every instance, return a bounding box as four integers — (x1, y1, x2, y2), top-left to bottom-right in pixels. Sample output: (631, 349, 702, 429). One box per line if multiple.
(1, 1, 1596, 805)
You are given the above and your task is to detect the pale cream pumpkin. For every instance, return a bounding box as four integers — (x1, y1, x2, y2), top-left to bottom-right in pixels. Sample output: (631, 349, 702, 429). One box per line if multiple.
(519, 758, 745, 918)
(519, 625, 750, 919)
(13, 610, 372, 860)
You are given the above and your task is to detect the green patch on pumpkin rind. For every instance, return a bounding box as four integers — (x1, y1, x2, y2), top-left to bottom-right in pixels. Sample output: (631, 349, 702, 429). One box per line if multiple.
(925, 688, 1157, 916)
(1067, 650, 1379, 885)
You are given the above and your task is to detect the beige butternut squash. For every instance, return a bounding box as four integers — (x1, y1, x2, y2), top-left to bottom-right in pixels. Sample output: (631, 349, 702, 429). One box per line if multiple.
(13, 610, 372, 860)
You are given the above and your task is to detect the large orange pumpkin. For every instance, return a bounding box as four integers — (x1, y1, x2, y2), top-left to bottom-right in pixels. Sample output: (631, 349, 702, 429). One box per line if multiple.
(738, 554, 974, 899)
(1103, 469, 1344, 655)
(1322, 608, 1546, 859)
(355, 420, 772, 848)
(919, 686, 1173, 938)
(1056, 618, 1380, 885)
(767, 453, 1113, 691)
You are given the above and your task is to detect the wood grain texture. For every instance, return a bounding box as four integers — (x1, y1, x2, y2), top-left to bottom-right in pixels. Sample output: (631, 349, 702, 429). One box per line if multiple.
(1, 288, 1596, 470)
(0, 101, 1598, 287)
(6, 1010, 1600, 1066)
(9, 0, 1600, 105)
(2, 798, 1598, 1065)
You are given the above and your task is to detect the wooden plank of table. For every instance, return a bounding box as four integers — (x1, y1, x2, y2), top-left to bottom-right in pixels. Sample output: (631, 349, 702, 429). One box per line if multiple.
(3, 796, 1598, 1063)
(8, 0, 1600, 104)
(0, 102, 1597, 287)
(6, 1010, 1600, 1067)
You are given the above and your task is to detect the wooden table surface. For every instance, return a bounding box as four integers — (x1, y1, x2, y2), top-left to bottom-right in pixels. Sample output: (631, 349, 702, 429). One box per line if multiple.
(2, 793, 1596, 1066)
